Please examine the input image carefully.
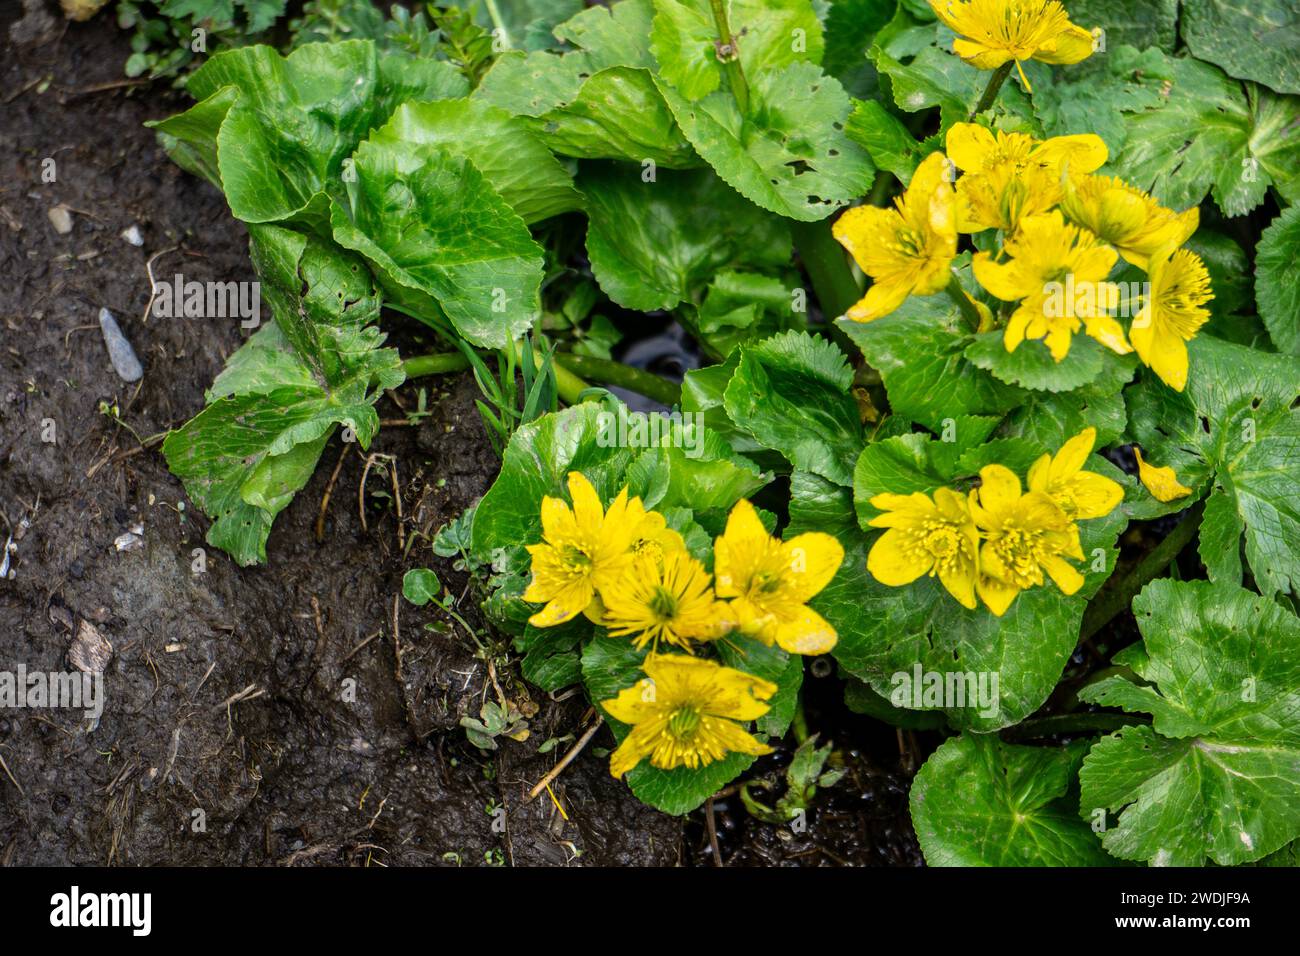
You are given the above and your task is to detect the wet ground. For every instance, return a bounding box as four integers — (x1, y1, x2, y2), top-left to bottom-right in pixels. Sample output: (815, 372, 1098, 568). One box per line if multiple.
(0, 4, 922, 866)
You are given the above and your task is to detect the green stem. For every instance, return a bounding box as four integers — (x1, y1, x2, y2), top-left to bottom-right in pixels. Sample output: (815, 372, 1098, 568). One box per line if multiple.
(401, 351, 470, 379)
(708, 0, 749, 114)
(790, 218, 861, 323)
(945, 273, 983, 332)
(1001, 712, 1147, 741)
(483, 0, 511, 49)
(970, 61, 1013, 119)
(552, 353, 682, 407)
(1080, 501, 1205, 642)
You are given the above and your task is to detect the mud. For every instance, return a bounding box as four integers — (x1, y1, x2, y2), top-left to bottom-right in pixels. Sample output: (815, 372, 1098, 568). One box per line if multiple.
(0, 6, 921, 867)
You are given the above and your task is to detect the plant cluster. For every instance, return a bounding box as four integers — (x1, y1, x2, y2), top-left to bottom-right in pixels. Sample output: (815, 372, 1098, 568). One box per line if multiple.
(146, 0, 1300, 865)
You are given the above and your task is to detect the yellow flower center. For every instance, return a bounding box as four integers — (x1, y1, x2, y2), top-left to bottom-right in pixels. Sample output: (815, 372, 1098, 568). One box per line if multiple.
(648, 586, 679, 622)
(667, 706, 701, 742)
(906, 519, 972, 576)
(990, 524, 1049, 587)
(560, 544, 593, 573)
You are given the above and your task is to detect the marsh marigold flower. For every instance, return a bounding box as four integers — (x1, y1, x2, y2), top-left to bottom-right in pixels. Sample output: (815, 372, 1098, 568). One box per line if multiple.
(946, 123, 1107, 234)
(1060, 174, 1199, 270)
(714, 499, 845, 654)
(929, 0, 1096, 90)
(832, 152, 957, 322)
(973, 210, 1129, 361)
(1134, 448, 1193, 502)
(1130, 247, 1213, 392)
(969, 464, 1085, 615)
(1027, 427, 1123, 521)
(601, 550, 732, 651)
(866, 487, 981, 609)
(523, 472, 637, 627)
(603, 654, 775, 777)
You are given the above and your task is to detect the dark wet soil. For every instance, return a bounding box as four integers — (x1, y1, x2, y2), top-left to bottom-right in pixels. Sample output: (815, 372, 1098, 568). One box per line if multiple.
(0, 4, 922, 866)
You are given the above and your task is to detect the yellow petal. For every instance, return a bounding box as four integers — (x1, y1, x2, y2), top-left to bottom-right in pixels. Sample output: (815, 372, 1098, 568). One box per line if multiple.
(1034, 24, 1096, 65)
(846, 277, 913, 322)
(977, 464, 1023, 513)
(1134, 448, 1193, 502)
(867, 527, 933, 586)
(567, 471, 604, 534)
(976, 574, 1019, 616)
(1052, 428, 1096, 480)
(972, 252, 1028, 302)
(1065, 471, 1125, 519)
(773, 605, 838, 655)
(954, 38, 1014, 70)
(945, 122, 997, 172)
(938, 558, 978, 610)
(782, 532, 845, 602)
(1041, 554, 1084, 595)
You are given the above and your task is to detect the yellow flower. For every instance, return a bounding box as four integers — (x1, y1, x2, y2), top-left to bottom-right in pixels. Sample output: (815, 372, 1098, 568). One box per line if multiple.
(603, 654, 775, 777)
(601, 550, 732, 651)
(1134, 448, 1193, 502)
(946, 123, 1107, 234)
(973, 210, 1130, 361)
(523, 472, 636, 627)
(713, 499, 845, 654)
(866, 487, 981, 609)
(1060, 174, 1200, 270)
(832, 152, 957, 322)
(969, 464, 1085, 615)
(626, 498, 687, 564)
(1027, 427, 1123, 520)
(929, 0, 1096, 90)
(1130, 247, 1213, 392)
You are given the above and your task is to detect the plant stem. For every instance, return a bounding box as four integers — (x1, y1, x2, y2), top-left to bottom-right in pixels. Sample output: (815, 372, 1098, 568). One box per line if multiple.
(401, 351, 470, 379)
(790, 218, 861, 323)
(510, 340, 589, 407)
(945, 273, 983, 332)
(483, 0, 511, 49)
(552, 353, 682, 407)
(708, 0, 749, 114)
(970, 61, 1013, 119)
(1080, 501, 1205, 642)
(1001, 711, 1148, 741)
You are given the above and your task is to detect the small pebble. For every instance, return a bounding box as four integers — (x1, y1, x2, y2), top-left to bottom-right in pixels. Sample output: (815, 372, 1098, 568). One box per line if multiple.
(69, 620, 113, 674)
(47, 204, 73, 234)
(114, 522, 144, 553)
(120, 224, 144, 246)
(98, 307, 143, 382)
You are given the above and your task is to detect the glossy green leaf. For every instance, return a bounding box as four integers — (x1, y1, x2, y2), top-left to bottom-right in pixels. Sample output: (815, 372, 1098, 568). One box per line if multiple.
(1079, 579, 1300, 866)
(911, 734, 1113, 866)
(1256, 206, 1300, 356)
(1182, 0, 1300, 95)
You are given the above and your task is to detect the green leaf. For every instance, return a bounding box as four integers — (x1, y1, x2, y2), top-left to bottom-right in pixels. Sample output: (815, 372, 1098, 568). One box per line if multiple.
(649, 0, 824, 101)
(518, 619, 585, 691)
(790, 470, 1125, 731)
(150, 41, 467, 226)
(1182, 0, 1300, 95)
(844, 678, 946, 729)
(1063, 0, 1178, 51)
(474, 0, 699, 167)
(402, 568, 441, 606)
(1125, 335, 1300, 599)
(837, 298, 1023, 433)
(844, 97, 925, 185)
(470, 404, 636, 561)
(871, 16, 1036, 132)
(330, 140, 544, 349)
(723, 331, 863, 486)
(1256, 206, 1300, 356)
(1078, 579, 1300, 866)
(367, 99, 581, 225)
(1025, 46, 1170, 157)
(997, 351, 1135, 448)
(659, 61, 874, 221)
(579, 162, 791, 312)
(964, 333, 1109, 393)
(1111, 55, 1300, 217)
(911, 734, 1113, 866)
(162, 227, 402, 565)
(823, 0, 894, 94)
